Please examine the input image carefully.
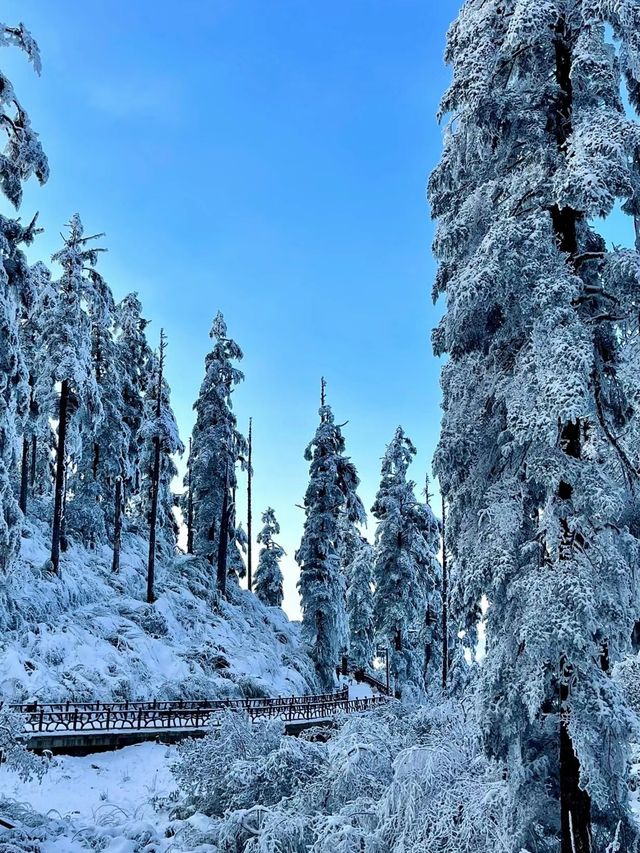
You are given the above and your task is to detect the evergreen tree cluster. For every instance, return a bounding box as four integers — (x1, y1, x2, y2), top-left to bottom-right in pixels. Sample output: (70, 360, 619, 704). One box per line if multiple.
(0, 20, 249, 606)
(0, 22, 186, 587)
(295, 390, 442, 694)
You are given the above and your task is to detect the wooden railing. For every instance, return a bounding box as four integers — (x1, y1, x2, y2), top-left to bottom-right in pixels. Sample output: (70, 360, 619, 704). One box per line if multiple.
(11, 687, 348, 716)
(10, 687, 387, 736)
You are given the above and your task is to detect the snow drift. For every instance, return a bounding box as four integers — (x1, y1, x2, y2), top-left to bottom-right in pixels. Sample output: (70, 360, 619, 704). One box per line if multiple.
(0, 519, 316, 703)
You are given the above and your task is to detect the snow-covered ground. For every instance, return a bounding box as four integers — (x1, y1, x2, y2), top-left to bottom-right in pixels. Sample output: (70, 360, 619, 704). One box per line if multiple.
(0, 742, 183, 851)
(0, 520, 317, 704)
(1, 743, 174, 842)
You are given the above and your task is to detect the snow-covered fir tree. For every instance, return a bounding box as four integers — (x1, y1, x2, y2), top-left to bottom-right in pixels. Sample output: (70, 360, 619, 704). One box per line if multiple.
(18, 262, 56, 514)
(0, 21, 48, 570)
(44, 215, 103, 572)
(296, 391, 365, 687)
(371, 427, 432, 696)
(138, 336, 183, 556)
(430, 2, 640, 849)
(186, 312, 247, 587)
(114, 293, 152, 511)
(66, 263, 127, 548)
(414, 477, 442, 690)
(254, 507, 285, 608)
(345, 537, 375, 672)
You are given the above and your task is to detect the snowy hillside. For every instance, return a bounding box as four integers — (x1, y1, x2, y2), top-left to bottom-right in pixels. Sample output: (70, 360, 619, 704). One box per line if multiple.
(0, 520, 316, 704)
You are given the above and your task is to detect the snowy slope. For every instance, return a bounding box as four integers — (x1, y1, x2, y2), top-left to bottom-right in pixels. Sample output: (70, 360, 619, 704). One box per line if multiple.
(0, 520, 316, 703)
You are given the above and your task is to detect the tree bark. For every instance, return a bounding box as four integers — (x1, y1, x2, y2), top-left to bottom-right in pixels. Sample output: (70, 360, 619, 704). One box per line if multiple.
(112, 477, 123, 573)
(30, 434, 37, 490)
(147, 436, 161, 603)
(60, 462, 69, 553)
(19, 436, 29, 516)
(186, 437, 194, 555)
(549, 19, 592, 852)
(216, 465, 230, 597)
(218, 481, 229, 596)
(247, 417, 253, 591)
(441, 495, 448, 690)
(147, 331, 166, 604)
(560, 682, 592, 853)
(51, 379, 69, 574)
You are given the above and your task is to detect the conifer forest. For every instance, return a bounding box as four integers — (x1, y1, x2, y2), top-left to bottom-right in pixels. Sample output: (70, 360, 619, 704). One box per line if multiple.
(0, 2, 640, 851)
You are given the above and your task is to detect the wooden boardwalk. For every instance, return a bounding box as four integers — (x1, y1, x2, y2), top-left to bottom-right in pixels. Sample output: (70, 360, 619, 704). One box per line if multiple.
(10, 686, 389, 754)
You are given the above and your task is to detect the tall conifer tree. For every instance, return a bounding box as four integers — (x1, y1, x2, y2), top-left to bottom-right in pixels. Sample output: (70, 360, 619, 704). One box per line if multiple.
(345, 537, 375, 672)
(46, 216, 103, 573)
(431, 2, 640, 848)
(0, 22, 47, 570)
(254, 507, 285, 608)
(296, 391, 365, 688)
(114, 293, 153, 517)
(371, 427, 430, 695)
(139, 332, 183, 585)
(19, 262, 56, 515)
(187, 312, 247, 587)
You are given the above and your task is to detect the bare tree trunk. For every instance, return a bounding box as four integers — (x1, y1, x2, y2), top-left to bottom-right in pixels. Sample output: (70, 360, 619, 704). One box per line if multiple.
(217, 464, 230, 597)
(30, 434, 36, 489)
(60, 462, 69, 553)
(560, 673, 592, 853)
(548, 21, 592, 851)
(247, 417, 253, 590)
(394, 629, 402, 699)
(441, 495, 448, 690)
(147, 438, 161, 603)
(147, 330, 166, 604)
(19, 437, 29, 515)
(112, 476, 123, 573)
(186, 437, 194, 555)
(51, 379, 69, 574)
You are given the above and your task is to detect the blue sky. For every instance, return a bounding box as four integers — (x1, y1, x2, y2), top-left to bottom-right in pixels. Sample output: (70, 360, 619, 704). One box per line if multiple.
(3, 2, 636, 617)
(3, 1, 636, 617)
(2, 1, 459, 615)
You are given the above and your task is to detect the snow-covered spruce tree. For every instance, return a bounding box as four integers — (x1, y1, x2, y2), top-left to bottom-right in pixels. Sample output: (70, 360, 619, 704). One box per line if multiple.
(372, 427, 431, 696)
(186, 312, 247, 591)
(345, 537, 375, 672)
(430, 3, 640, 849)
(18, 261, 56, 516)
(0, 21, 48, 570)
(139, 332, 183, 602)
(66, 270, 127, 549)
(296, 393, 365, 688)
(414, 478, 442, 690)
(114, 293, 153, 515)
(45, 215, 103, 573)
(254, 507, 285, 607)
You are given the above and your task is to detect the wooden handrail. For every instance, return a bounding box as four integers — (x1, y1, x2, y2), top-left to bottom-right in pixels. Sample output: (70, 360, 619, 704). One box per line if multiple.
(16, 690, 387, 736)
(9, 686, 349, 717)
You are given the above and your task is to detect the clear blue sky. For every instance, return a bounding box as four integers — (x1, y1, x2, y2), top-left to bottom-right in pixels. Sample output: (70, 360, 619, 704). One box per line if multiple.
(3, 1, 455, 615)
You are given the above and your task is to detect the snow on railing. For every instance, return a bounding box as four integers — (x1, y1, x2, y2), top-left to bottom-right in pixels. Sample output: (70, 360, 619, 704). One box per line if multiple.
(9, 686, 388, 736)
(10, 686, 349, 716)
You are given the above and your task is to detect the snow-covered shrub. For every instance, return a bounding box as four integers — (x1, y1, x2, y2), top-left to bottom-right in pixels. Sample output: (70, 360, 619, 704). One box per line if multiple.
(377, 702, 512, 853)
(173, 698, 512, 853)
(201, 804, 312, 853)
(237, 675, 269, 699)
(0, 707, 47, 782)
(172, 711, 326, 817)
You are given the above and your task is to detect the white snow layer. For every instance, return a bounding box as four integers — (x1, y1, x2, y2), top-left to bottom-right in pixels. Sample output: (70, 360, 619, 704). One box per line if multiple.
(0, 519, 316, 703)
